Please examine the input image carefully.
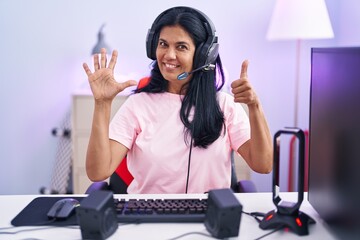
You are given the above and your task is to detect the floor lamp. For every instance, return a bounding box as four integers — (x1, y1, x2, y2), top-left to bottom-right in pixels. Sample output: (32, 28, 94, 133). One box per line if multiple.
(267, 0, 334, 127)
(266, 0, 334, 191)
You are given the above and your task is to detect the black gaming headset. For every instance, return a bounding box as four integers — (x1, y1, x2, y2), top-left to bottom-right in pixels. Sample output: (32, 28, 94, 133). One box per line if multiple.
(145, 6, 219, 70)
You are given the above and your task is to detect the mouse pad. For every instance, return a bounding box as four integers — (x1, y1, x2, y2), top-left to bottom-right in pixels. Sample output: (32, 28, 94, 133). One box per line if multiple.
(11, 196, 84, 226)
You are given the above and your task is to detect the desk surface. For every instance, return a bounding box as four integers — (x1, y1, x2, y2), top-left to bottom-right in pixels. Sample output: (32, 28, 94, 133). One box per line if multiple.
(0, 192, 337, 240)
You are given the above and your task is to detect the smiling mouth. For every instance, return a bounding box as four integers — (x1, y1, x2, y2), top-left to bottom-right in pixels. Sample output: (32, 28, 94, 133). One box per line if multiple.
(164, 63, 179, 69)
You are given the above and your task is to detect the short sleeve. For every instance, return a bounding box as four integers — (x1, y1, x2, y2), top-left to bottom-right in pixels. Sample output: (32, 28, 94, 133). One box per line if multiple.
(219, 92, 251, 151)
(109, 95, 139, 149)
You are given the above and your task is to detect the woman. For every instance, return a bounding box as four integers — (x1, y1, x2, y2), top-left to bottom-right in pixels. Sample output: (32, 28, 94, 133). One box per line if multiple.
(83, 6, 273, 194)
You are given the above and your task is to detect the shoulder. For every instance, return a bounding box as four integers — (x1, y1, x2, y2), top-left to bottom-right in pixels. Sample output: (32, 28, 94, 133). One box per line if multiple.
(119, 93, 150, 112)
(126, 92, 153, 104)
(128, 92, 174, 101)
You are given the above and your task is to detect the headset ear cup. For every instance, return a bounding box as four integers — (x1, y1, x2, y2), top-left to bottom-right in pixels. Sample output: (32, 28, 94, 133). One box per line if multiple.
(151, 32, 159, 60)
(146, 31, 158, 60)
(194, 41, 219, 68)
(206, 42, 219, 65)
(146, 29, 153, 59)
(146, 29, 156, 60)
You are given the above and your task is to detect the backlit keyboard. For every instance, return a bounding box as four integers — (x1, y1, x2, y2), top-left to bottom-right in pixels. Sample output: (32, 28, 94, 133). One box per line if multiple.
(113, 198, 208, 223)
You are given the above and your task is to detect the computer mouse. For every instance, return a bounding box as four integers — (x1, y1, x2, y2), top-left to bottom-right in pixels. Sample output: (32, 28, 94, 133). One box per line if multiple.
(47, 198, 80, 220)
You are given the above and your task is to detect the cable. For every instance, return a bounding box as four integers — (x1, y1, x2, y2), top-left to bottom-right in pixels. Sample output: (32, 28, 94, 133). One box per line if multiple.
(184, 72, 202, 194)
(0, 226, 18, 231)
(0, 221, 139, 238)
(253, 225, 285, 240)
(242, 211, 285, 240)
(185, 137, 193, 194)
(0, 226, 58, 235)
(242, 211, 266, 223)
(168, 230, 213, 240)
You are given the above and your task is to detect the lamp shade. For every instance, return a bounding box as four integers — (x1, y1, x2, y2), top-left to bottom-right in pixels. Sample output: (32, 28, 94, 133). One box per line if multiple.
(91, 24, 111, 55)
(267, 0, 334, 40)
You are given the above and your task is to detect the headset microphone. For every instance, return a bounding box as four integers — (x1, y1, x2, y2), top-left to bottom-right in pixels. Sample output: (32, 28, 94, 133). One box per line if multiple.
(177, 64, 215, 80)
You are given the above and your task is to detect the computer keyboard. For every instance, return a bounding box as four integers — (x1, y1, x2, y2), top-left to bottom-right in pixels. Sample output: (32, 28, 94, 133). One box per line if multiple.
(113, 197, 208, 223)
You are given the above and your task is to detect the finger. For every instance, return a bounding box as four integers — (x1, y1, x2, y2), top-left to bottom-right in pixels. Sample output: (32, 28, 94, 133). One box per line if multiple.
(234, 93, 257, 105)
(234, 96, 249, 104)
(118, 80, 138, 91)
(231, 78, 252, 96)
(108, 50, 118, 70)
(240, 60, 249, 79)
(93, 53, 100, 71)
(122, 80, 138, 88)
(230, 79, 242, 89)
(83, 63, 92, 77)
(100, 48, 107, 68)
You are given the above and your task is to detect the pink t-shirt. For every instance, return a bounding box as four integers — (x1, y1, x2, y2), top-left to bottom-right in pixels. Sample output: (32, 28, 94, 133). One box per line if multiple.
(109, 91, 250, 194)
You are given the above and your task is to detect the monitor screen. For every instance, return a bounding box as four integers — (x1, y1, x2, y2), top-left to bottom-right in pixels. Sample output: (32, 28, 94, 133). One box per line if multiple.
(308, 47, 360, 238)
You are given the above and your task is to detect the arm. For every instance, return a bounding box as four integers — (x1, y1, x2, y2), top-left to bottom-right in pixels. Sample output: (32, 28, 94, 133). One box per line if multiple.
(83, 48, 137, 181)
(231, 60, 273, 173)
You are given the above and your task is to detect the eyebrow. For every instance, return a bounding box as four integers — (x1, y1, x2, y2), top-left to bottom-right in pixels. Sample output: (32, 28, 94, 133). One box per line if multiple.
(159, 38, 191, 46)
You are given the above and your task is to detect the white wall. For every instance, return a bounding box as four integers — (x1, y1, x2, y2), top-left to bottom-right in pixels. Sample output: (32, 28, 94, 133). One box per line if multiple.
(0, 0, 357, 194)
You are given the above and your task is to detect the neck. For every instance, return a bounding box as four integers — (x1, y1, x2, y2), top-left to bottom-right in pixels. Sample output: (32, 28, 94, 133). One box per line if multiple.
(167, 82, 188, 95)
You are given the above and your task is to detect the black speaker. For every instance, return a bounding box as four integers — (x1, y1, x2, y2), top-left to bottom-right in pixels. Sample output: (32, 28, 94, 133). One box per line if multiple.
(76, 190, 118, 240)
(204, 188, 242, 239)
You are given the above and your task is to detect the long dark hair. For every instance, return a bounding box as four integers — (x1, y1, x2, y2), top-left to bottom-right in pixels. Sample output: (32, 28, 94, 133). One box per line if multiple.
(137, 7, 225, 148)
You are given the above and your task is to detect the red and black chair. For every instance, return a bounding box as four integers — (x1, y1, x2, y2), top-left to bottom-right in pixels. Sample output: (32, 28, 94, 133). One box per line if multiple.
(86, 151, 257, 194)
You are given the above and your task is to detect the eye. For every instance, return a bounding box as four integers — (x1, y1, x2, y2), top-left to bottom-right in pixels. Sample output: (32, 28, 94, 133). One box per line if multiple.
(158, 40, 168, 48)
(177, 44, 188, 50)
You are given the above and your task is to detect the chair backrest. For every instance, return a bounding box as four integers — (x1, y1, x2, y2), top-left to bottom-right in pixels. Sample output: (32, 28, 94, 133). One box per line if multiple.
(108, 156, 133, 194)
(109, 151, 243, 194)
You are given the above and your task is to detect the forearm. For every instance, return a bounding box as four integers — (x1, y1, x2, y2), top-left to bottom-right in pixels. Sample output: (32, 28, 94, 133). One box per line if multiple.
(86, 101, 113, 181)
(247, 102, 273, 173)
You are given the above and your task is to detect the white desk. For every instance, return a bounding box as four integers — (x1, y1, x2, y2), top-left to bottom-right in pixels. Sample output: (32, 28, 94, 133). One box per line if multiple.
(0, 192, 337, 240)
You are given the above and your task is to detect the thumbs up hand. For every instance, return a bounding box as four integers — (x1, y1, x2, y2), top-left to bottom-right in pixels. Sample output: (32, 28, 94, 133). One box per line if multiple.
(230, 60, 258, 106)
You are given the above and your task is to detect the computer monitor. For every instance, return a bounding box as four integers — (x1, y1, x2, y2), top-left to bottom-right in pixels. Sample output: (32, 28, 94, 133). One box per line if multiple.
(308, 47, 360, 238)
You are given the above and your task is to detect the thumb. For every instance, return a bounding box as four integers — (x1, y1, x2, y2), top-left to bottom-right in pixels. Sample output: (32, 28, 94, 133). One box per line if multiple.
(119, 80, 138, 90)
(240, 60, 249, 79)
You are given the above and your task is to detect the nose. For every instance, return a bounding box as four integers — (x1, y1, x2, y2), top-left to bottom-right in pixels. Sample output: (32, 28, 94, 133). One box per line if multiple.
(164, 47, 176, 60)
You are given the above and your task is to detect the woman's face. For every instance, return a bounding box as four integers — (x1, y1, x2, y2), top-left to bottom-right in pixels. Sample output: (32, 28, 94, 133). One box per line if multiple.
(156, 25, 195, 94)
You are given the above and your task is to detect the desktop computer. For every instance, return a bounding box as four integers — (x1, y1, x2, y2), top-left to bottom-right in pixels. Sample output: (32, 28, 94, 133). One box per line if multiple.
(308, 47, 360, 238)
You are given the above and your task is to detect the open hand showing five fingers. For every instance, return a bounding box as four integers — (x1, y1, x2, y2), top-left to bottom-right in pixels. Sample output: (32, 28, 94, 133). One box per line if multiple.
(230, 60, 258, 106)
(82, 48, 137, 102)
